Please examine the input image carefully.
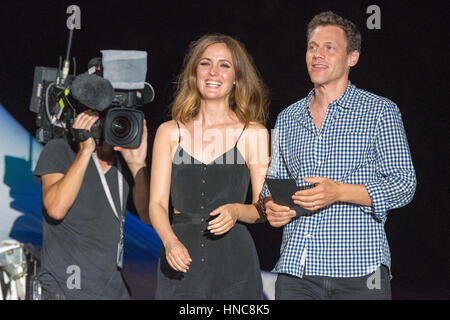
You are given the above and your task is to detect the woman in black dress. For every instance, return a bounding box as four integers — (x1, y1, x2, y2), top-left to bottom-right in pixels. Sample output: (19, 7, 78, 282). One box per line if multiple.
(150, 34, 269, 299)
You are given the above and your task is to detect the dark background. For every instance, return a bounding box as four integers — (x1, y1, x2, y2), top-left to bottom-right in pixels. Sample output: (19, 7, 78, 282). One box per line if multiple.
(0, 0, 448, 299)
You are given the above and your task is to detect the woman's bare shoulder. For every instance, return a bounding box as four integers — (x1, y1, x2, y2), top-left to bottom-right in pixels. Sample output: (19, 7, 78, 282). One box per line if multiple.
(157, 120, 178, 131)
(244, 122, 269, 140)
(246, 121, 268, 131)
(154, 120, 181, 146)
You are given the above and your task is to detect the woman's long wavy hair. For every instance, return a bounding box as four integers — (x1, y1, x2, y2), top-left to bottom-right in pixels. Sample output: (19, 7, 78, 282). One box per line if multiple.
(171, 34, 268, 126)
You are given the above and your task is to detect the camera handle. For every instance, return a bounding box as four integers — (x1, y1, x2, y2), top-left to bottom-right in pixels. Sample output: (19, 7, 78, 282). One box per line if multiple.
(70, 127, 91, 142)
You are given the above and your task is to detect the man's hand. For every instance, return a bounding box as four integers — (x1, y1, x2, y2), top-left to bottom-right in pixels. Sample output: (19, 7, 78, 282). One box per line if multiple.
(292, 177, 342, 211)
(72, 110, 99, 155)
(114, 120, 148, 176)
(265, 196, 296, 227)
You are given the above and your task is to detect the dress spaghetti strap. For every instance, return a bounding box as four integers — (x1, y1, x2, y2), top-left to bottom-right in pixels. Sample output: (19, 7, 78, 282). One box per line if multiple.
(176, 121, 181, 145)
(235, 126, 246, 147)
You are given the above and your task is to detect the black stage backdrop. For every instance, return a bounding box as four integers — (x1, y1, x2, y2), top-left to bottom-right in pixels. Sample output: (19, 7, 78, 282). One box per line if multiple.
(0, 0, 448, 299)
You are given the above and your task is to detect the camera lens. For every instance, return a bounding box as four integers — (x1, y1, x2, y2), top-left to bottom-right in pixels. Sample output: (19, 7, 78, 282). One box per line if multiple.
(104, 107, 144, 148)
(111, 116, 131, 138)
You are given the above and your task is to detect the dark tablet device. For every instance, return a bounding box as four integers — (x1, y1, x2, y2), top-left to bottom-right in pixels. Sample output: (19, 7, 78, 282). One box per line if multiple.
(265, 178, 311, 217)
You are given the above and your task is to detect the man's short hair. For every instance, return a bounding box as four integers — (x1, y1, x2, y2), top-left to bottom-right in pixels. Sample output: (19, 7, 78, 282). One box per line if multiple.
(307, 11, 362, 53)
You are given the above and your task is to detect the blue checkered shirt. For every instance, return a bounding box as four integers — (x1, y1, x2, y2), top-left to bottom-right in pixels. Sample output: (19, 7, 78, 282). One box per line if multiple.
(261, 82, 416, 278)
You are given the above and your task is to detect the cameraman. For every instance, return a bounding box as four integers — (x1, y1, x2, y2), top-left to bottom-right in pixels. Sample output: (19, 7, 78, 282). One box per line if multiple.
(33, 109, 150, 300)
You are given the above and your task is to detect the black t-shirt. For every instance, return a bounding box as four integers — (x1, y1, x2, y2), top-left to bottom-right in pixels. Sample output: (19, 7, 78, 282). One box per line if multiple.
(33, 138, 134, 299)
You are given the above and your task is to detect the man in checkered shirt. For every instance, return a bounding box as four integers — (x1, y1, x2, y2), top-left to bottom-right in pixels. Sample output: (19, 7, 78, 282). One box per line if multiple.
(261, 11, 416, 299)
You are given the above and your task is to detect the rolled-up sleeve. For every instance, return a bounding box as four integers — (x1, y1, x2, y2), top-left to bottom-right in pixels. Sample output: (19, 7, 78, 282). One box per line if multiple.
(260, 113, 291, 207)
(361, 103, 416, 220)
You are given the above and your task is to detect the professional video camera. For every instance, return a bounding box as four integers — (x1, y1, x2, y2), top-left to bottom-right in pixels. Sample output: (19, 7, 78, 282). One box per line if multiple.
(29, 28, 154, 148)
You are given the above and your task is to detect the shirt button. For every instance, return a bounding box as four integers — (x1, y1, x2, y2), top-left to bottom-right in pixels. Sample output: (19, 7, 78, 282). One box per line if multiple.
(202, 179, 206, 184)
(201, 192, 205, 196)
(201, 258, 205, 262)
(203, 167, 207, 171)
(200, 217, 205, 222)
(317, 160, 321, 166)
(318, 135, 322, 140)
(200, 205, 204, 209)
(305, 233, 312, 239)
(200, 243, 205, 247)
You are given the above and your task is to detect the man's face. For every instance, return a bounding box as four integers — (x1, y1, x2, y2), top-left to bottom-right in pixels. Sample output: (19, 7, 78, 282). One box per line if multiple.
(306, 25, 359, 87)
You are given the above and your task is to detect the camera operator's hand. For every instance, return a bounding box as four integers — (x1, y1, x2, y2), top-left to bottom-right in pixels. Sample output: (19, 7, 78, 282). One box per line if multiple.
(114, 120, 151, 225)
(72, 110, 100, 155)
(113, 120, 148, 175)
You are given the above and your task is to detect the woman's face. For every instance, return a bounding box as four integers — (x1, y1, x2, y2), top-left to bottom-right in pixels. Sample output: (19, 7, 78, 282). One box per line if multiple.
(196, 43, 236, 103)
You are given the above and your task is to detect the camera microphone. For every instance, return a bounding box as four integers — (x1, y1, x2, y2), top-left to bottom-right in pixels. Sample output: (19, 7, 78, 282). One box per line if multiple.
(87, 57, 103, 76)
(71, 73, 114, 111)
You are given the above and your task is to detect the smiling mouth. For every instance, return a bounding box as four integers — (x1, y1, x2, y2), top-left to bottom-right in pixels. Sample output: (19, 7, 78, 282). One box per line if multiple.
(205, 81, 222, 87)
(312, 64, 327, 69)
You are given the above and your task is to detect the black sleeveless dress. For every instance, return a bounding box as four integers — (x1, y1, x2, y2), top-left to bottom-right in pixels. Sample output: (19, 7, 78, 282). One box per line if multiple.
(155, 123, 263, 300)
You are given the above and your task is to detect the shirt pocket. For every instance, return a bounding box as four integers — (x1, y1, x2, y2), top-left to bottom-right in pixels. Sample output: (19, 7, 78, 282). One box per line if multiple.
(329, 130, 371, 180)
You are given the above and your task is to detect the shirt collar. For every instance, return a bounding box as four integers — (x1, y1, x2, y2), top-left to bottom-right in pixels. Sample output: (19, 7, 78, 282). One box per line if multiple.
(334, 81, 358, 109)
(295, 81, 358, 124)
(300, 81, 358, 112)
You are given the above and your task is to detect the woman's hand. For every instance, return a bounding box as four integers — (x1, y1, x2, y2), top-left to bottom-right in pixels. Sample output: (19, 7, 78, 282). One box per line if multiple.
(208, 203, 240, 235)
(164, 238, 192, 273)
